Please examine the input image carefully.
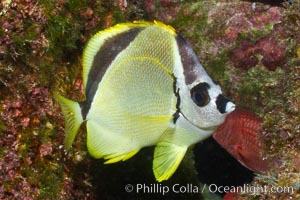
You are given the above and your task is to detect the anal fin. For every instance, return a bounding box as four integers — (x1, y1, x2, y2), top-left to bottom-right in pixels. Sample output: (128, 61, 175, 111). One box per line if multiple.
(86, 120, 140, 163)
(153, 142, 187, 182)
(104, 150, 139, 164)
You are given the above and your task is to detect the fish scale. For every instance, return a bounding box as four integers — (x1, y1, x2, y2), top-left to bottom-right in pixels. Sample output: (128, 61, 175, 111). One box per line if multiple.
(213, 109, 274, 172)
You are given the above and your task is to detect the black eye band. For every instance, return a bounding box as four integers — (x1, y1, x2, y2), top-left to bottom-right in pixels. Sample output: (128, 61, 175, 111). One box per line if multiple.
(190, 82, 210, 107)
(216, 94, 230, 114)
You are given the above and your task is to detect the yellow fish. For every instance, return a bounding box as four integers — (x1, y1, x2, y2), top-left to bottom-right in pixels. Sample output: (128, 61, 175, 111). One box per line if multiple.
(55, 21, 235, 182)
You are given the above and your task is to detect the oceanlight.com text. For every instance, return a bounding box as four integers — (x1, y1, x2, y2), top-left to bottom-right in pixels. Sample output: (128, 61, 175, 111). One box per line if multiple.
(124, 183, 294, 196)
(208, 183, 294, 195)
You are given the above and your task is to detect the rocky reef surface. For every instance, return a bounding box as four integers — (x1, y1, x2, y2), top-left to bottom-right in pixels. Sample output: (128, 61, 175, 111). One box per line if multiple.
(0, 0, 299, 199)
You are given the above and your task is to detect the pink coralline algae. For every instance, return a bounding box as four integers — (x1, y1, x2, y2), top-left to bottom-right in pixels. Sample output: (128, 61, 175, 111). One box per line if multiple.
(39, 142, 53, 158)
(230, 35, 286, 70)
(208, 3, 287, 71)
(223, 13, 253, 43)
(0, 86, 53, 198)
(0, 0, 47, 60)
(209, 5, 283, 43)
(1, 87, 53, 131)
(0, 140, 39, 199)
(143, 0, 181, 22)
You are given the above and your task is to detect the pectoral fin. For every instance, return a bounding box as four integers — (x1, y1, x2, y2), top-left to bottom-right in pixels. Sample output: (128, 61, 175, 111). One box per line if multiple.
(153, 142, 187, 182)
(153, 114, 213, 182)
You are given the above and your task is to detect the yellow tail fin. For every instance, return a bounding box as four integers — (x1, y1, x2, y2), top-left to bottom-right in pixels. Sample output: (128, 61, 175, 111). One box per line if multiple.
(54, 93, 83, 149)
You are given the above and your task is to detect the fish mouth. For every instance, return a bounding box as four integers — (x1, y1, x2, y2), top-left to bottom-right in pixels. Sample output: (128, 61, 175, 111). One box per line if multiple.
(216, 94, 236, 114)
(225, 101, 236, 113)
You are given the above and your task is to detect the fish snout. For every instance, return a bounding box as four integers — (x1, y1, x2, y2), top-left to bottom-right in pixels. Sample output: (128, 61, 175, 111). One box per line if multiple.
(216, 94, 235, 114)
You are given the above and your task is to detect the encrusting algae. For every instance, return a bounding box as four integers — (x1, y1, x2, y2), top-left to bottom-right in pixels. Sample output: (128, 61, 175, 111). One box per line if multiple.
(0, 0, 299, 199)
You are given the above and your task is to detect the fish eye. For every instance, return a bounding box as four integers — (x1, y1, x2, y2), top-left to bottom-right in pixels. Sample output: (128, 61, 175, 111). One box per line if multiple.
(190, 82, 210, 107)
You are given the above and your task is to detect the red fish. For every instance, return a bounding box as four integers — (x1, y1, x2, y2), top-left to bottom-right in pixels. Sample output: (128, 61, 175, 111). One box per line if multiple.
(223, 192, 241, 200)
(213, 109, 272, 172)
